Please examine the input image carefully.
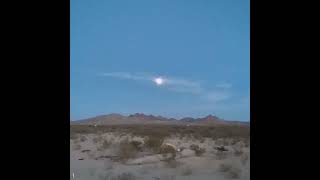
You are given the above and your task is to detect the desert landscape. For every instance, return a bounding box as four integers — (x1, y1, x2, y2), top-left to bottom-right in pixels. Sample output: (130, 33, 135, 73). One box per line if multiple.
(70, 114, 250, 180)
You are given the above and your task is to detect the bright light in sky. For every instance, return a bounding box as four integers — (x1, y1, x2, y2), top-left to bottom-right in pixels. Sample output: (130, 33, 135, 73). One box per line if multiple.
(154, 77, 164, 85)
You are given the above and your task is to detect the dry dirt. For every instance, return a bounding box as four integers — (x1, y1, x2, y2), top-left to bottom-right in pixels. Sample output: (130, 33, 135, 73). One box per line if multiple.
(70, 125, 250, 180)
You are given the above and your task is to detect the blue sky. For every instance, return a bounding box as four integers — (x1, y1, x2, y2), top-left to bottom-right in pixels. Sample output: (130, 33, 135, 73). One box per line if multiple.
(71, 0, 250, 121)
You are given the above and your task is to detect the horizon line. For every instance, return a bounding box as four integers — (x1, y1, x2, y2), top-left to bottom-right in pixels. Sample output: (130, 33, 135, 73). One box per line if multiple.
(70, 112, 250, 122)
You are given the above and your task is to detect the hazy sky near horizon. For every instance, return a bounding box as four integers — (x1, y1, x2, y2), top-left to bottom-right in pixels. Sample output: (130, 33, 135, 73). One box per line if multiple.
(71, 0, 250, 121)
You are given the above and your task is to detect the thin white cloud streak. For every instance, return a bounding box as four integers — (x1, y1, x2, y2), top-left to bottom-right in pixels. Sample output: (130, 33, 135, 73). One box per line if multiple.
(100, 72, 232, 102)
(100, 72, 152, 81)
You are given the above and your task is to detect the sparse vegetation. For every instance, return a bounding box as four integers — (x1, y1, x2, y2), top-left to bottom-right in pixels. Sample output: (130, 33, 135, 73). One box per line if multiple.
(102, 139, 111, 149)
(144, 136, 164, 153)
(97, 139, 111, 152)
(92, 135, 103, 143)
(70, 124, 249, 179)
(70, 124, 250, 140)
(160, 144, 176, 161)
(117, 139, 139, 162)
(130, 140, 143, 151)
(190, 144, 206, 156)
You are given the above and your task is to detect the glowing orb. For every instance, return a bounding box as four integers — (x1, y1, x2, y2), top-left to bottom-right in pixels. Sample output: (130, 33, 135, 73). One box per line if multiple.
(154, 77, 164, 85)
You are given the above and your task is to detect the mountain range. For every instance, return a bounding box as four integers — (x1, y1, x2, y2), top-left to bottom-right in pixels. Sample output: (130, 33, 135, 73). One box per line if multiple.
(71, 113, 249, 126)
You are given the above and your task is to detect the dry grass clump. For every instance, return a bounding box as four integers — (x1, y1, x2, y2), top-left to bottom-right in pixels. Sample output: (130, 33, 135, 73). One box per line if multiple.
(130, 140, 143, 151)
(160, 144, 177, 161)
(117, 139, 139, 162)
(80, 135, 87, 142)
(97, 139, 111, 151)
(190, 144, 206, 156)
(144, 136, 164, 153)
(92, 135, 103, 143)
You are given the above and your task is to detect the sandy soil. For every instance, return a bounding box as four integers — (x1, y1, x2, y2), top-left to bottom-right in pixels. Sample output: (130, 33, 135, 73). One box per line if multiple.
(70, 132, 250, 180)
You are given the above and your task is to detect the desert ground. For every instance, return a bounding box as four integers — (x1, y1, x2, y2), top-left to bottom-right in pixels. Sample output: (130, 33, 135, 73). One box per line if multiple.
(70, 125, 250, 180)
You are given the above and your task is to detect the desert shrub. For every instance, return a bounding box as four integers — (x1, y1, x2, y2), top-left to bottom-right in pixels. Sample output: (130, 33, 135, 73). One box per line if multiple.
(190, 144, 206, 156)
(130, 140, 143, 151)
(180, 166, 192, 176)
(97, 139, 111, 152)
(144, 136, 164, 153)
(117, 139, 139, 162)
(160, 144, 177, 161)
(80, 135, 87, 142)
(195, 147, 206, 156)
(102, 139, 111, 148)
(190, 144, 199, 151)
(92, 136, 103, 143)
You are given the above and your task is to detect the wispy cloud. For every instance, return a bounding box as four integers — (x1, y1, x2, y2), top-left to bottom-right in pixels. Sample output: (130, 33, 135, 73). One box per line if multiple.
(100, 72, 151, 81)
(100, 72, 232, 102)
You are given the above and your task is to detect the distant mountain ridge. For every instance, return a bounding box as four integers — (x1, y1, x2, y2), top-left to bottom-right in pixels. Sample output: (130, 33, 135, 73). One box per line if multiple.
(71, 113, 249, 126)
